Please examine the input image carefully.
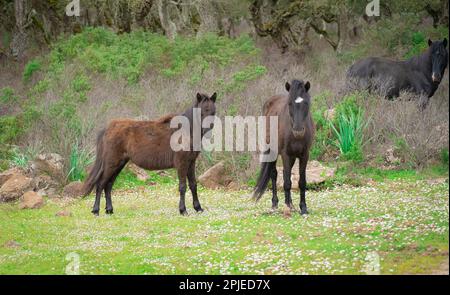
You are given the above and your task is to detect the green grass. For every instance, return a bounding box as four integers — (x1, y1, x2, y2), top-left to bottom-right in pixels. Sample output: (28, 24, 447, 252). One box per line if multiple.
(0, 175, 447, 274)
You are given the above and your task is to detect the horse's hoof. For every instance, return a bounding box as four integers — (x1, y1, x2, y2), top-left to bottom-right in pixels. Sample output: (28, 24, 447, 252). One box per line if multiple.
(194, 207, 204, 213)
(106, 209, 114, 215)
(91, 210, 99, 216)
(300, 209, 309, 215)
(180, 210, 188, 216)
(271, 205, 278, 210)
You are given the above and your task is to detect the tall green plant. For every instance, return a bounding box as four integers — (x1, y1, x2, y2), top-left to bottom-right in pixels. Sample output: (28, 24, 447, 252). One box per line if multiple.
(329, 106, 368, 161)
(67, 144, 94, 182)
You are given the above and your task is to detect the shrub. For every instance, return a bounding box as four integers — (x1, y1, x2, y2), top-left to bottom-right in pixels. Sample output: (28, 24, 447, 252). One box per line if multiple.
(329, 105, 367, 162)
(0, 115, 21, 144)
(310, 91, 334, 160)
(9, 146, 40, 169)
(67, 144, 94, 182)
(440, 148, 449, 167)
(23, 59, 42, 82)
(0, 87, 17, 106)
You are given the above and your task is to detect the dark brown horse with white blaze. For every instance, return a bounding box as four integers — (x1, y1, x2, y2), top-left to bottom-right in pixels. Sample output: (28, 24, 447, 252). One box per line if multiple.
(83, 92, 217, 215)
(253, 80, 315, 215)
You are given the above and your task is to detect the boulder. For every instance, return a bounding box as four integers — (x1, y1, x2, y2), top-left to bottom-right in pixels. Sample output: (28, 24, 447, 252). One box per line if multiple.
(62, 181, 85, 198)
(198, 161, 231, 189)
(0, 173, 34, 202)
(19, 191, 44, 209)
(276, 160, 336, 190)
(227, 181, 241, 191)
(34, 174, 60, 198)
(31, 153, 65, 181)
(0, 167, 24, 187)
(127, 163, 149, 181)
(384, 147, 400, 165)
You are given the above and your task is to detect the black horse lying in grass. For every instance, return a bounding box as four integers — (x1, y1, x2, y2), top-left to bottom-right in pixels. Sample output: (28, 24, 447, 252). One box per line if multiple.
(347, 38, 448, 108)
(253, 79, 315, 215)
(83, 93, 217, 216)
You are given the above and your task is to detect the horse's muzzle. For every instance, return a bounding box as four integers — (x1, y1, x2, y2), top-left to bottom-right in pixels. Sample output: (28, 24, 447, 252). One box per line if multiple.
(292, 128, 306, 138)
(432, 73, 441, 83)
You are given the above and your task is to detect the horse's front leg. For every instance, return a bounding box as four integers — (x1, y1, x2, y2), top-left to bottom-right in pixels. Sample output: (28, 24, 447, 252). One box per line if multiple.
(281, 154, 295, 209)
(299, 152, 309, 215)
(187, 161, 203, 212)
(177, 166, 188, 216)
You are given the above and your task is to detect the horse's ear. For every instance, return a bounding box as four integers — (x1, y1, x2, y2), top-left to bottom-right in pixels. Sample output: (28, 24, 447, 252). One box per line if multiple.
(196, 93, 203, 103)
(428, 39, 433, 46)
(305, 81, 310, 92)
(210, 92, 217, 103)
(443, 38, 448, 48)
(285, 82, 290, 92)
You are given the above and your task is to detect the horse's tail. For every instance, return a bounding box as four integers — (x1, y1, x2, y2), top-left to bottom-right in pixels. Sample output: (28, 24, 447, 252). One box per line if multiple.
(253, 156, 276, 202)
(82, 129, 106, 196)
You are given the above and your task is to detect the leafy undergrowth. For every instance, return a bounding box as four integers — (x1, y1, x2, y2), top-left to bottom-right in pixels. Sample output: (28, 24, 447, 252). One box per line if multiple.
(0, 176, 448, 274)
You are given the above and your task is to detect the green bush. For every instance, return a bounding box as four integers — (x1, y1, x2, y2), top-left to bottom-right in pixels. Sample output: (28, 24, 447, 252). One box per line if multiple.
(67, 144, 94, 182)
(48, 28, 260, 85)
(0, 116, 21, 144)
(329, 105, 367, 162)
(23, 59, 42, 82)
(310, 91, 334, 160)
(0, 87, 17, 106)
(441, 148, 449, 167)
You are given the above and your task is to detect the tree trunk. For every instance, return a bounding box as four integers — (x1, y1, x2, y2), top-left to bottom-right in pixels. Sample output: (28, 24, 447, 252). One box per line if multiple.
(157, 0, 177, 40)
(11, 0, 31, 60)
(196, 0, 221, 36)
(116, 0, 131, 34)
(336, 4, 349, 53)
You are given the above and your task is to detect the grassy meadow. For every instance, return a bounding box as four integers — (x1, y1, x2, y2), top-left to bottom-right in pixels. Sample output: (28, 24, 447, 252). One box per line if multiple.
(0, 168, 448, 275)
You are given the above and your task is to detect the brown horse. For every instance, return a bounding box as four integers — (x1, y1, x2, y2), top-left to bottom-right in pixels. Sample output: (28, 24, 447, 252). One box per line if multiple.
(83, 92, 217, 215)
(253, 79, 315, 215)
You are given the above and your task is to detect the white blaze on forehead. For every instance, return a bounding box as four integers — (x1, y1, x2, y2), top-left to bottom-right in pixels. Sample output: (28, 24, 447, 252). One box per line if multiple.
(295, 96, 304, 104)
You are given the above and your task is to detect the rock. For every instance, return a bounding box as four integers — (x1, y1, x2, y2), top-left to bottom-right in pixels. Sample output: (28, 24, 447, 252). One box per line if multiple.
(198, 161, 231, 189)
(0, 173, 34, 202)
(276, 160, 336, 190)
(19, 191, 44, 209)
(37, 187, 59, 198)
(227, 181, 241, 191)
(33, 174, 60, 197)
(0, 167, 24, 187)
(384, 148, 400, 165)
(324, 108, 336, 121)
(62, 181, 85, 198)
(56, 210, 72, 217)
(31, 153, 64, 181)
(127, 163, 149, 181)
(4, 240, 21, 249)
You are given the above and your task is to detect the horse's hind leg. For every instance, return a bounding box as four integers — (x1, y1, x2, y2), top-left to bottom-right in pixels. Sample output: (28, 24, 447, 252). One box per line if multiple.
(104, 160, 128, 215)
(270, 166, 278, 209)
(187, 161, 203, 212)
(91, 185, 103, 216)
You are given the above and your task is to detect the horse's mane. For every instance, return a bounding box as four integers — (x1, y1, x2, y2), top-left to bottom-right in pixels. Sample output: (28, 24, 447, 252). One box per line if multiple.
(405, 46, 432, 71)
